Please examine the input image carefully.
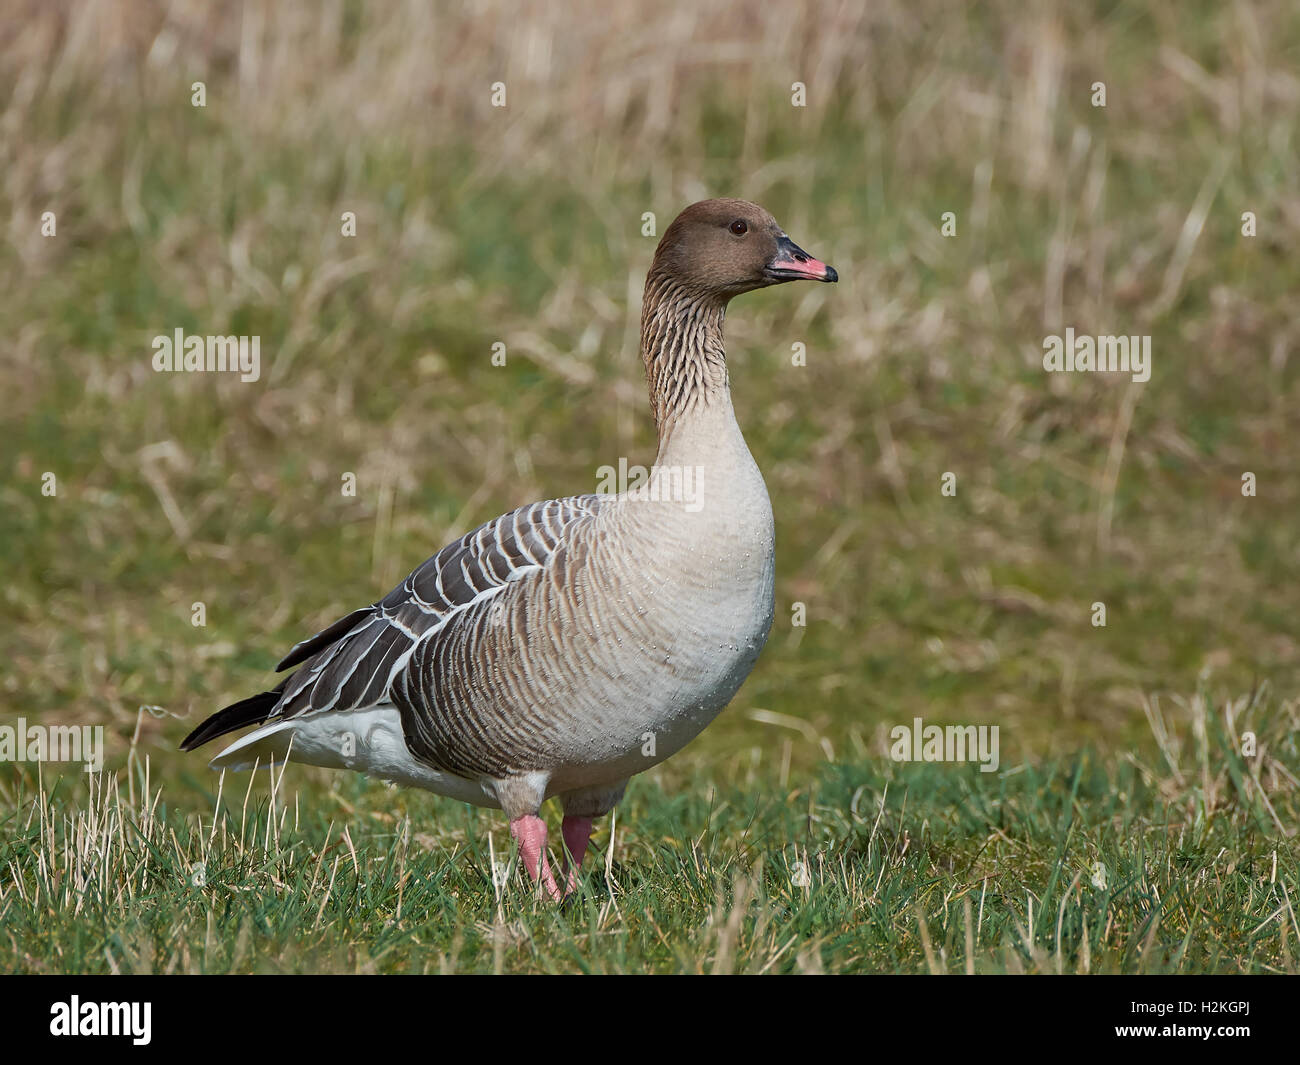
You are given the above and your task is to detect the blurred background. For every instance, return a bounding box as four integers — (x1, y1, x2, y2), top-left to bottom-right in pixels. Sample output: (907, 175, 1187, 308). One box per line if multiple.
(2, 0, 1298, 793)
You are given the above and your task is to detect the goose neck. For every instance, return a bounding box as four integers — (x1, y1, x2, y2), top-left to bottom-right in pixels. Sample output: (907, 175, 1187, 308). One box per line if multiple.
(639, 272, 730, 442)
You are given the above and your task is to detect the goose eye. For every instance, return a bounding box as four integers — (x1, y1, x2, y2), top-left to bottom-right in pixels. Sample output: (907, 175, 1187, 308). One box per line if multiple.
(729, 220, 748, 236)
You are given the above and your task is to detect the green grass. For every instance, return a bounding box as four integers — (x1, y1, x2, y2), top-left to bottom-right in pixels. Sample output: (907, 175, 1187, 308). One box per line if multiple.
(2, 1, 1299, 973)
(2, 685, 1294, 973)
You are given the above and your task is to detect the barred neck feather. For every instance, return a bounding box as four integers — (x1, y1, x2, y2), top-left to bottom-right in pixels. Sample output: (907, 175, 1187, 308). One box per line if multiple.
(639, 270, 729, 442)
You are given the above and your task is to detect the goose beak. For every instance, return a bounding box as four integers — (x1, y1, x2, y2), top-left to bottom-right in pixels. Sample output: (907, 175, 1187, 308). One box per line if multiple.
(766, 235, 838, 283)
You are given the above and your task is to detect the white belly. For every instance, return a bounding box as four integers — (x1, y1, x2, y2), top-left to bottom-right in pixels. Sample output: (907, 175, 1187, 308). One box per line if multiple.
(544, 449, 777, 790)
(208, 705, 500, 807)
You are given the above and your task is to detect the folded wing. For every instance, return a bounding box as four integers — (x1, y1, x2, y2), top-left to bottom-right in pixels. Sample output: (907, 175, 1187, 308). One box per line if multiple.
(180, 495, 606, 752)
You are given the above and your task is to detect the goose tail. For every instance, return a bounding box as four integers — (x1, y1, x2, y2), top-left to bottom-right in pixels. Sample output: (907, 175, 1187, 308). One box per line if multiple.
(179, 688, 283, 751)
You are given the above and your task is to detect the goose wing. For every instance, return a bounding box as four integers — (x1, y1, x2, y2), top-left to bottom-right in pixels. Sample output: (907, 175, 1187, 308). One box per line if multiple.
(180, 495, 606, 751)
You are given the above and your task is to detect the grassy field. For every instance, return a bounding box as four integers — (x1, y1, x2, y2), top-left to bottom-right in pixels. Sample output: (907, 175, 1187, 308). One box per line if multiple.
(2, 0, 1298, 973)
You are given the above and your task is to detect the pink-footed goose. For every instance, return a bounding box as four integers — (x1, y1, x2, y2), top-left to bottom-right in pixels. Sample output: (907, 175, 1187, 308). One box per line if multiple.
(181, 199, 837, 900)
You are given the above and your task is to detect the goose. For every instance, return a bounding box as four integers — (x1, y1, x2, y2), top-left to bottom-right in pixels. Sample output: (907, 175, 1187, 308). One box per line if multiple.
(181, 199, 837, 900)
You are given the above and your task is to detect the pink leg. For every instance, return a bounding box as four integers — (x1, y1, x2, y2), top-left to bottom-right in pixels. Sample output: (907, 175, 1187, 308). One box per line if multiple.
(560, 815, 594, 896)
(509, 814, 562, 901)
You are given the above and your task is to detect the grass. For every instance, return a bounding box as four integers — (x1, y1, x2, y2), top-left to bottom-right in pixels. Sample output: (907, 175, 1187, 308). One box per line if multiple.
(2, 684, 1296, 973)
(2, 0, 1299, 973)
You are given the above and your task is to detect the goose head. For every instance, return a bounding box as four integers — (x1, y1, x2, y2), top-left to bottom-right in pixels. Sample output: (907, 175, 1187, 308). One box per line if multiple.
(651, 198, 838, 301)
